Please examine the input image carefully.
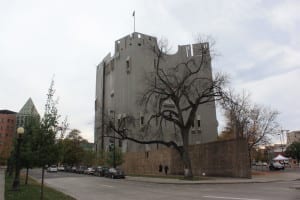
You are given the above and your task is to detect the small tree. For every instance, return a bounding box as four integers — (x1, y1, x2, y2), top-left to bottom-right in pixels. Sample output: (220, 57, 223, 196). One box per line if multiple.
(286, 142, 300, 163)
(31, 79, 60, 200)
(20, 116, 40, 184)
(63, 129, 85, 166)
(221, 90, 280, 166)
(105, 146, 124, 167)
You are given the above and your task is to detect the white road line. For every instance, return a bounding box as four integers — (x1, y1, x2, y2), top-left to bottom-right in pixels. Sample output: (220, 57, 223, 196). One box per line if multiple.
(203, 196, 262, 200)
(100, 184, 114, 188)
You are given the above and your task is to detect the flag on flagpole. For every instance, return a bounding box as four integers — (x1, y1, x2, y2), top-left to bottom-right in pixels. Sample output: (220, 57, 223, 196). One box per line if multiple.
(132, 11, 135, 17)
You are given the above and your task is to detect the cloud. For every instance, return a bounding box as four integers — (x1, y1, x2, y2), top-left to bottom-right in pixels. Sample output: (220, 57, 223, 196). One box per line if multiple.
(238, 68, 300, 131)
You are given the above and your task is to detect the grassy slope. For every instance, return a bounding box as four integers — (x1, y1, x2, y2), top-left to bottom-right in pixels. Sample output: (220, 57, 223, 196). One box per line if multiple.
(5, 174, 75, 200)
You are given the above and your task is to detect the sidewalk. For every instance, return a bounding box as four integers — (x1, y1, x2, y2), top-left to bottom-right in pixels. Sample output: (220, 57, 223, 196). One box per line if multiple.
(126, 170, 300, 185)
(0, 167, 5, 200)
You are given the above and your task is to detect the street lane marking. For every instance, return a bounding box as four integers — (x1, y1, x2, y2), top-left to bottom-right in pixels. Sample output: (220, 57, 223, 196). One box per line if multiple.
(100, 184, 114, 188)
(203, 196, 262, 200)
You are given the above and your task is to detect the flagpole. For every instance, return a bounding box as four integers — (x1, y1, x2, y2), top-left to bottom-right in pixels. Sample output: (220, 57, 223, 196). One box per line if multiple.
(133, 11, 135, 32)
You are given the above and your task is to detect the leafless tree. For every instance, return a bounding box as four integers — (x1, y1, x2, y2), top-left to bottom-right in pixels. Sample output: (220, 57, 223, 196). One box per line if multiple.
(105, 38, 227, 179)
(220, 90, 280, 165)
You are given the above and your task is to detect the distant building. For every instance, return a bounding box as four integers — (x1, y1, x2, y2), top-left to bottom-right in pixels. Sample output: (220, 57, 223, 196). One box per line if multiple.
(16, 98, 40, 128)
(95, 32, 218, 153)
(286, 131, 300, 146)
(0, 110, 17, 163)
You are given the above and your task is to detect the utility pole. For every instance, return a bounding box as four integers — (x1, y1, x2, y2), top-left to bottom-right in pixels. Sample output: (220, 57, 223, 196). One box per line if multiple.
(279, 129, 289, 153)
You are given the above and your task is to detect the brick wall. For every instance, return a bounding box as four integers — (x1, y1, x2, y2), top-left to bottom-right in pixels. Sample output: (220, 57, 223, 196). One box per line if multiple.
(122, 139, 251, 178)
(0, 113, 17, 162)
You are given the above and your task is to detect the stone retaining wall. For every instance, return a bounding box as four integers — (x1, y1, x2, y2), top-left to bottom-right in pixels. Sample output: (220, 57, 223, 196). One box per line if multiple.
(122, 139, 251, 178)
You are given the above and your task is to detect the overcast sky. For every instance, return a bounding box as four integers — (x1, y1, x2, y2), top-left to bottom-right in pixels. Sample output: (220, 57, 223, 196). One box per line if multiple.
(1, 0, 299, 143)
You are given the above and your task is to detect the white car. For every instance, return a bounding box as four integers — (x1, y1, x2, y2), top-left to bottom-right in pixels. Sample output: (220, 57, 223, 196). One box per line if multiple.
(84, 167, 95, 175)
(58, 166, 65, 171)
(47, 165, 58, 172)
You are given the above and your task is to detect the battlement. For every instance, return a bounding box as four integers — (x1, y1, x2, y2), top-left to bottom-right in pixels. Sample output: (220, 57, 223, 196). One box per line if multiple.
(114, 32, 158, 54)
(114, 32, 210, 59)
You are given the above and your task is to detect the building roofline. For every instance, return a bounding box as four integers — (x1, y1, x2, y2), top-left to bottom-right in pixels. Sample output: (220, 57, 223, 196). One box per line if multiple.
(0, 110, 17, 114)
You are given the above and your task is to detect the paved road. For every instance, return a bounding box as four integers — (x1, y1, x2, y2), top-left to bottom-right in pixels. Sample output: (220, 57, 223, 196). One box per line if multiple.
(29, 169, 300, 200)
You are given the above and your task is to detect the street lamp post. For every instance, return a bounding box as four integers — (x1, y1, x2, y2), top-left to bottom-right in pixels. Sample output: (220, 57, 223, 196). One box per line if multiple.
(110, 110, 116, 168)
(12, 127, 24, 190)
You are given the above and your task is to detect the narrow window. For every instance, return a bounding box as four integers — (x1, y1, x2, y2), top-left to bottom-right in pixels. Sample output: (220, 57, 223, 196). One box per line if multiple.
(126, 56, 131, 73)
(185, 46, 190, 57)
(126, 60, 130, 70)
(197, 115, 201, 129)
(140, 116, 144, 126)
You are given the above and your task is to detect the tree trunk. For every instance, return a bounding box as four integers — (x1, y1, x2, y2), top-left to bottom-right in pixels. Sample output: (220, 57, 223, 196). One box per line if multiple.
(248, 148, 252, 169)
(25, 167, 29, 185)
(181, 129, 193, 179)
(7, 162, 13, 177)
(182, 149, 193, 179)
(40, 167, 44, 200)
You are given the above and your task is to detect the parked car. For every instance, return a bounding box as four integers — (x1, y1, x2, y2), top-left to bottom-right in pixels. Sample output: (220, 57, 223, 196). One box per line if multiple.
(58, 166, 65, 171)
(64, 166, 72, 172)
(71, 166, 77, 173)
(76, 166, 87, 174)
(47, 165, 58, 173)
(95, 166, 109, 177)
(84, 167, 95, 175)
(106, 168, 125, 179)
(269, 162, 284, 170)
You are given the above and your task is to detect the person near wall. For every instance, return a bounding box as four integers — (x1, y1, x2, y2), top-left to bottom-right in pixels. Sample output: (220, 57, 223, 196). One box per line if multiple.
(164, 165, 169, 175)
(159, 164, 162, 173)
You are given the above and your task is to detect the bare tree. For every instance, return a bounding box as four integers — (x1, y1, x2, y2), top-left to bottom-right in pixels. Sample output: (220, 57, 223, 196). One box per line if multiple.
(221, 90, 280, 165)
(105, 39, 227, 179)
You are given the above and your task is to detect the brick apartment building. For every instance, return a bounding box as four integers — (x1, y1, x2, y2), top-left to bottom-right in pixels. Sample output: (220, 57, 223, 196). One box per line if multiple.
(0, 110, 17, 163)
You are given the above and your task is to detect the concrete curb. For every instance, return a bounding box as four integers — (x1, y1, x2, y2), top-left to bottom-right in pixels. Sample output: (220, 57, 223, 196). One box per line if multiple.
(125, 176, 300, 185)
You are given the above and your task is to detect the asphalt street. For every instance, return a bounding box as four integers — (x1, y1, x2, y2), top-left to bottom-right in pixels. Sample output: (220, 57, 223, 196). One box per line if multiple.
(28, 169, 300, 200)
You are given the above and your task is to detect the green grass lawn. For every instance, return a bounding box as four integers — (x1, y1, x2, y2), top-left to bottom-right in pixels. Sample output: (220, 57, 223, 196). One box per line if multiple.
(5, 174, 75, 200)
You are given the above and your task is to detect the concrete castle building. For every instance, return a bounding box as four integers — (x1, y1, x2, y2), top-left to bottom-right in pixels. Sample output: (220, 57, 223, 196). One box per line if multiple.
(95, 32, 218, 153)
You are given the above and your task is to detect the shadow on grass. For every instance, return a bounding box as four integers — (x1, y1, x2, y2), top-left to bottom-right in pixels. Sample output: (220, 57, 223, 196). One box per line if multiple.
(5, 173, 75, 200)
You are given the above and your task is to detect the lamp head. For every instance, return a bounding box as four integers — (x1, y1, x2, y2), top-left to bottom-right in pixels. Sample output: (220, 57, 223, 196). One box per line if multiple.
(17, 127, 24, 136)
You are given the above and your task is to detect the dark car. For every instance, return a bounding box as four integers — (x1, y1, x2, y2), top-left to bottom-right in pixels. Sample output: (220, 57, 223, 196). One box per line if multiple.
(65, 166, 72, 172)
(269, 162, 284, 170)
(106, 168, 125, 179)
(95, 166, 109, 177)
(76, 166, 87, 174)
